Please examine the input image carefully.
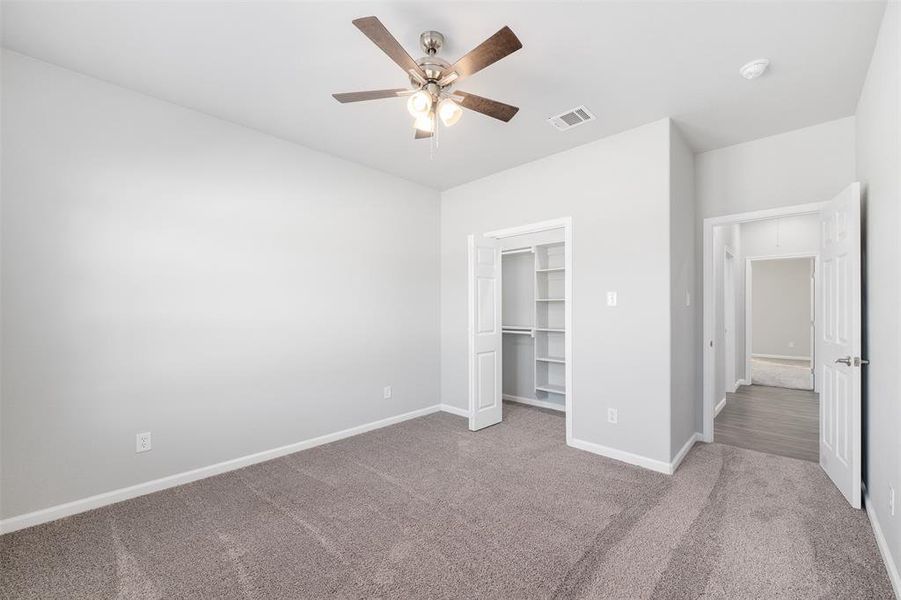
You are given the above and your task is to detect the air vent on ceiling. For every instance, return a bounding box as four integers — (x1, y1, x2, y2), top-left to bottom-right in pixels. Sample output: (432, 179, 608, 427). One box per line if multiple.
(547, 105, 595, 131)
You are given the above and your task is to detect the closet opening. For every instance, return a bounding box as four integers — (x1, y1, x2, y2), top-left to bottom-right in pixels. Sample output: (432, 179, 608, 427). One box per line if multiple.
(467, 217, 572, 440)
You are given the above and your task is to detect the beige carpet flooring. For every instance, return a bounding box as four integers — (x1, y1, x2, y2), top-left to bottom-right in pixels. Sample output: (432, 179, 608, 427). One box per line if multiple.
(1, 403, 893, 599)
(751, 357, 813, 390)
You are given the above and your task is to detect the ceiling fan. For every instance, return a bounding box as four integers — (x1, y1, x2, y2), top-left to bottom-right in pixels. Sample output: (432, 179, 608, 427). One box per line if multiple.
(332, 17, 522, 139)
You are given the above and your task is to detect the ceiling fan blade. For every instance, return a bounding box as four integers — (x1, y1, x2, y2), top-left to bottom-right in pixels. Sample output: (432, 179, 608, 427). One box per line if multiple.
(455, 91, 519, 122)
(414, 128, 433, 139)
(332, 89, 411, 103)
(448, 26, 522, 81)
(353, 16, 426, 79)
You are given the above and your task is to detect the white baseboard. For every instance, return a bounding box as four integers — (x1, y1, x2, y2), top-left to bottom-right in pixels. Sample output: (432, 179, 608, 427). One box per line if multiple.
(569, 437, 672, 474)
(0, 403, 443, 535)
(736, 378, 750, 387)
(439, 403, 469, 418)
(670, 433, 700, 473)
(715, 397, 727, 416)
(503, 394, 565, 412)
(752, 353, 811, 361)
(865, 492, 901, 598)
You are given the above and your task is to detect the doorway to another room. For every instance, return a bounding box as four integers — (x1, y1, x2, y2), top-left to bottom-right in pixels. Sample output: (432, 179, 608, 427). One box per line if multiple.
(703, 185, 864, 508)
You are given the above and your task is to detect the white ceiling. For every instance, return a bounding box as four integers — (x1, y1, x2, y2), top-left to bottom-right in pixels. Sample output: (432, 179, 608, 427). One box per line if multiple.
(0, 1, 886, 190)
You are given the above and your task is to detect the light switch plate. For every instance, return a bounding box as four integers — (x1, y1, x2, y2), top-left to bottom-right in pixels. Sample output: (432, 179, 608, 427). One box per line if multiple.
(607, 408, 618, 424)
(383, 385, 392, 399)
(606, 291, 617, 307)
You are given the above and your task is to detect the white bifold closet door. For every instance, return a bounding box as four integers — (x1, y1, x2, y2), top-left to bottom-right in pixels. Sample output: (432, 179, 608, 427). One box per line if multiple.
(467, 235, 502, 431)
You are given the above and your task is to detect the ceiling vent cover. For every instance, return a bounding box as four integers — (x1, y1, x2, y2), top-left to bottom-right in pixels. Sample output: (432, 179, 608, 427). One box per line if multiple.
(547, 105, 595, 131)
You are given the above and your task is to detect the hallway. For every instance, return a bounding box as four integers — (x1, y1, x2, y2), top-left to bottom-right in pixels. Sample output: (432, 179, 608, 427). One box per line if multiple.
(715, 384, 819, 462)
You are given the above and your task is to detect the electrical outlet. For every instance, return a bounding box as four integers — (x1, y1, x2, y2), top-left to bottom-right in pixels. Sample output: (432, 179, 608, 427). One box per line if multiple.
(383, 385, 392, 400)
(607, 408, 618, 424)
(136, 432, 151, 453)
(890, 486, 895, 516)
(606, 291, 617, 307)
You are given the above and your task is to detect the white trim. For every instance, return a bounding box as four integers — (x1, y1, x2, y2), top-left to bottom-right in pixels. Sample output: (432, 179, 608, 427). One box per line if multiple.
(703, 201, 828, 442)
(670, 433, 700, 473)
(865, 492, 901, 598)
(569, 437, 672, 474)
(569, 434, 700, 475)
(0, 404, 443, 535)
(439, 403, 470, 418)
(736, 378, 750, 386)
(751, 353, 812, 361)
(479, 216, 573, 444)
(715, 397, 727, 416)
(503, 394, 565, 412)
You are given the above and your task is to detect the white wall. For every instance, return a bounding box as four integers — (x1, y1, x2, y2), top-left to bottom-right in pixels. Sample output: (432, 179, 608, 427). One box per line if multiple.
(0, 51, 441, 520)
(855, 1, 900, 586)
(441, 119, 675, 464)
(669, 122, 700, 453)
(697, 117, 856, 219)
(751, 258, 813, 358)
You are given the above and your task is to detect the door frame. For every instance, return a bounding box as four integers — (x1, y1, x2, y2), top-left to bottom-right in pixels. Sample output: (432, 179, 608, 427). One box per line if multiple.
(744, 253, 819, 391)
(476, 217, 573, 443)
(723, 247, 737, 393)
(702, 202, 826, 442)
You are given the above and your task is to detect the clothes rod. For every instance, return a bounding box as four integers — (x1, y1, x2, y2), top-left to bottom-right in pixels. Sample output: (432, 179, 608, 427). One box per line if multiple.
(502, 329, 534, 336)
(501, 247, 533, 256)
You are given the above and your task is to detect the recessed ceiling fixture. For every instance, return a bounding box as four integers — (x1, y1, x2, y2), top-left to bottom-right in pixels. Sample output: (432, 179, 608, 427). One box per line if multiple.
(740, 58, 770, 80)
(332, 17, 522, 142)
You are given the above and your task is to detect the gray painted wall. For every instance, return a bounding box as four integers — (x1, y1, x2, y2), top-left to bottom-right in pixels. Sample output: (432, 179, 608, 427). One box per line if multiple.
(855, 1, 900, 582)
(0, 52, 441, 519)
(712, 224, 741, 402)
(441, 119, 674, 463)
(669, 123, 700, 454)
(751, 258, 813, 358)
(696, 117, 856, 219)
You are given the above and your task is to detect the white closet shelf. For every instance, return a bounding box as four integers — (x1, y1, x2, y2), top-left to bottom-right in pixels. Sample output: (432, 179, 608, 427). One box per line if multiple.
(536, 267, 565, 272)
(536, 383, 566, 395)
(535, 328, 565, 333)
(536, 356, 565, 364)
(536, 298, 565, 302)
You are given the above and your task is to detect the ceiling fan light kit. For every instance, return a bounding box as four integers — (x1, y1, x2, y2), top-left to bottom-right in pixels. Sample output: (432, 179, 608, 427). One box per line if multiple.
(332, 16, 522, 143)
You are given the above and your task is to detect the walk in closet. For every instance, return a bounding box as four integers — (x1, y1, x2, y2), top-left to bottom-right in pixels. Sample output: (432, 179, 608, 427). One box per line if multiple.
(501, 229, 567, 412)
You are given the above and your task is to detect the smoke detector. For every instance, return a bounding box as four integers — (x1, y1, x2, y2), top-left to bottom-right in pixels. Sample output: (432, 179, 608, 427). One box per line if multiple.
(740, 59, 770, 80)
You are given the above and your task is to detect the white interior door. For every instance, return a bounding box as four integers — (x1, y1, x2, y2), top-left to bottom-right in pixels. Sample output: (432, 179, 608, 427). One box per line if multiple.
(817, 183, 862, 509)
(724, 250, 736, 391)
(468, 235, 502, 431)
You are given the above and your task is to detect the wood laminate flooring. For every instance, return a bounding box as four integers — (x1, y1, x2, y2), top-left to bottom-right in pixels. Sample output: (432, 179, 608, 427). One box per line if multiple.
(715, 384, 819, 462)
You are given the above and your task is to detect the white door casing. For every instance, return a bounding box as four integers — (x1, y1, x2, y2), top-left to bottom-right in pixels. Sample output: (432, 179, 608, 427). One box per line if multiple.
(468, 235, 502, 431)
(817, 183, 862, 509)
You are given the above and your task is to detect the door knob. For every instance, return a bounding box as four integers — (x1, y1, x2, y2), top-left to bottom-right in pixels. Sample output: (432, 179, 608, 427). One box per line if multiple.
(835, 356, 852, 365)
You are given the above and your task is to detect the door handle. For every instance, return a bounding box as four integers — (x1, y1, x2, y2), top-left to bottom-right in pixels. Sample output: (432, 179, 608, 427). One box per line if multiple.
(835, 356, 869, 366)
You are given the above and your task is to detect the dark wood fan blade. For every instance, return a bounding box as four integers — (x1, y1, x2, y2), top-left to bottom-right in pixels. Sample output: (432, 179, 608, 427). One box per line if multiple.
(455, 91, 519, 122)
(449, 26, 522, 80)
(353, 16, 426, 78)
(414, 128, 433, 139)
(332, 89, 409, 103)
